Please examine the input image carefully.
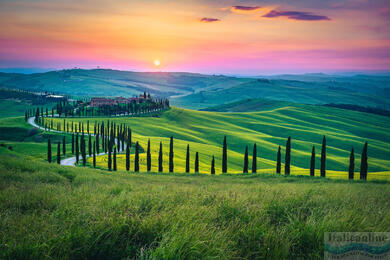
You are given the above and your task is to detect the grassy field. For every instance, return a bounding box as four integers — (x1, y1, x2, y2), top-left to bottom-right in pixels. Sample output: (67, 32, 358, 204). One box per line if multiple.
(47, 105, 390, 179)
(0, 155, 389, 259)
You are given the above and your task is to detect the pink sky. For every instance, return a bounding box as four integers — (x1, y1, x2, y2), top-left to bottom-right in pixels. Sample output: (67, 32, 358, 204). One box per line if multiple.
(0, 0, 389, 75)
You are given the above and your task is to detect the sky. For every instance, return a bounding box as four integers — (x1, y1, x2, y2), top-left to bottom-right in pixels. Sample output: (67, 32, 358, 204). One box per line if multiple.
(0, 0, 389, 75)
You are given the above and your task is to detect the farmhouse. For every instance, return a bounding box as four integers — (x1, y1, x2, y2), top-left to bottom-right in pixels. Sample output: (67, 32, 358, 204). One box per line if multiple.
(90, 97, 117, 107)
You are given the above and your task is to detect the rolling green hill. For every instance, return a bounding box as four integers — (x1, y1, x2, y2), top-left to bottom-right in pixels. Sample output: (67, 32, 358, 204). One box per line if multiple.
(46, 105, 390, 177)
(172, 78, 390, 110)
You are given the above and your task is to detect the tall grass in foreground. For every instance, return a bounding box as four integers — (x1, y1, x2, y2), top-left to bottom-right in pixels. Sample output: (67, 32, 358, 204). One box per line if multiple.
(1, 155, 389, 259)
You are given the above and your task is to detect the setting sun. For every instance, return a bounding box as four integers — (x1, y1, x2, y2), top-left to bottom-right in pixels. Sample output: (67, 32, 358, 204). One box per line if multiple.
(154, 59, 160, 67)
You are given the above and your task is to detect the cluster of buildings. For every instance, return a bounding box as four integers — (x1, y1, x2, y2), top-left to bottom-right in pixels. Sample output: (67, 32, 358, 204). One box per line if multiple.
(90, 94, 150, 107)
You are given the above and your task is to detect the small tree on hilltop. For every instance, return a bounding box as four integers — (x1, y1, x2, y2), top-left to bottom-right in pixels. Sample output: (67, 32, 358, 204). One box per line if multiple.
(276, 146, 281, 174)
(252, 143, 257, 173)
(47, 138, 52, 163)
(186, 144, 190, 173)
(310, 146, 315, 176)
(243, 146, 248, 173)
(285, 137, 291, 175)
(57, 142, 61, 164)
(126, 142, 130, 171)
(147, 139, 151, 171)
(211, 156, 215, 175)
(195, 152, 199, 173)
(222, 136, 227, 173)
(360, 142, 368, 180)
(169, 136, 174, 173)
(320, 136, 326, 177)
(158, 141, 163, 172)
(348, 148, 354, 180)
(135, 141, 140, 172)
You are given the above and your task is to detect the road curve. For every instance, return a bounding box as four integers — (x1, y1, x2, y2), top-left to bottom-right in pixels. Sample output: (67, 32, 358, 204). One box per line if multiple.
(27, 117, 124, 167)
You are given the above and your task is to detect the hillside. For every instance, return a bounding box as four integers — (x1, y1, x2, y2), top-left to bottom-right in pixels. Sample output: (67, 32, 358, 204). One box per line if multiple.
(1, 155, 389, 259)
(1, 69, 389, 110)
(172, 78, 390, 110)
(0, 69, 250, 98)
(45, 105, 390, 176)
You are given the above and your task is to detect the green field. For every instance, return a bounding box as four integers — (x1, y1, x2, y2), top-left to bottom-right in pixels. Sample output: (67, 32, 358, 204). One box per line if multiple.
(44, 104, 390, 179)
(1, 155, 389, 259)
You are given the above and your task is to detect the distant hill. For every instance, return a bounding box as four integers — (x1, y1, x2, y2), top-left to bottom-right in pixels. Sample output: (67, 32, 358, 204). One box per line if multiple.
(1, 69, 389, 110)
(0, 69, 250, 98)
(202, 98, 290, 112)
(172, 76, 390, 110)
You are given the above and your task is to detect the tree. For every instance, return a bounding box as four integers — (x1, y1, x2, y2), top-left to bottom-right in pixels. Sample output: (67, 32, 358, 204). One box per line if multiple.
(360, 142, 368, 180)
(71, 133, 74, 154)
(126, 143, 130, 171)
(348, 148, 354, 180)
(93, 141, 96, 168)
(56, 142, 61, 164)
(75, 133, 79, 164)
(195, 152, 199, 173)
(135, 141, 139, 172)
(47, 138, 51, 163)
(243, 146, 248, 173)
(88, 135, 92, 156)
(211, 156, 215, 175)
(276, 146, 281, 174)
(147, 139, 151, 171)
(320, 136, 326, 177)
(310, 146, 315, 176)
(62, 136, 66, 156)
(169, 136, 174, 173)
(186, 144, 190, 173)
(158, 141, 163, 172)
(81, 134, 86, 167)
(113, 150, 117, 171)
(108, 146, 112, 171)
(222, 136, 227, 173)
(252, 143, 257, 173)
(285, 137, 291, 175)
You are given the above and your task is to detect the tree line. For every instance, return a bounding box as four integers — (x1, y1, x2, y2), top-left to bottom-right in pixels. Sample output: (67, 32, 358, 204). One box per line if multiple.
(44, 116, 369, 180)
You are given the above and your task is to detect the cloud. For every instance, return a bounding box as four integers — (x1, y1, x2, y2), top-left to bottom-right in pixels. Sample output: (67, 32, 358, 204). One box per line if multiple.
(232, 6, 261, 11)
(262, 10, 330, 21)
(200, 17, 221, 23)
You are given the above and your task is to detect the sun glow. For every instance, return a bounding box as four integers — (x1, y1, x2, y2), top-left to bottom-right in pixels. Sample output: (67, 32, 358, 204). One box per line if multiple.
(154, 59, 160, 67)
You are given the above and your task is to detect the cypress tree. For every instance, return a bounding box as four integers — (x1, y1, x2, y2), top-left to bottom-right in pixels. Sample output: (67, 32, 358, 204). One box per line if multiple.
(81, 135, 86, 167)
(126, 142, 130, 171)
(47, 138, 51, 163)
(320, 136, 326, 177)
(113, 150, 117, 171)
(158, 141, 163, 172)
(147, 139, 151, 171)
(195, 152, 199, 173)
(285, 137, 291, 175)
(185, 144, 190, 173)
(71, 133, 74, 154)
(222, 136, 227, 173)
(348, 148, 354, 180)
(57, 142, 61, 164)
(169, 136, 174, 173)
(211, 155, 215, 175)
(310, 146, 315, 176)
(108, 145, 112, 171)
(276, 146, 281, 174)
(88, 135, 92, 156)
(96, 133, 100, 154)
(252, 143, 257, 173)
(360, 142, 368, 180)
(243, 146, 248, 173)
(135, 141, 139, 172)
(62, 136, 66, 156)
(76, 133, 79, 164)
(93, 141, 96, 168)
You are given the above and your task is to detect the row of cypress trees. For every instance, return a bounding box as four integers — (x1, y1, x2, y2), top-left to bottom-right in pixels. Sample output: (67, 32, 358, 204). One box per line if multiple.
(45, 120, 369, 179)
